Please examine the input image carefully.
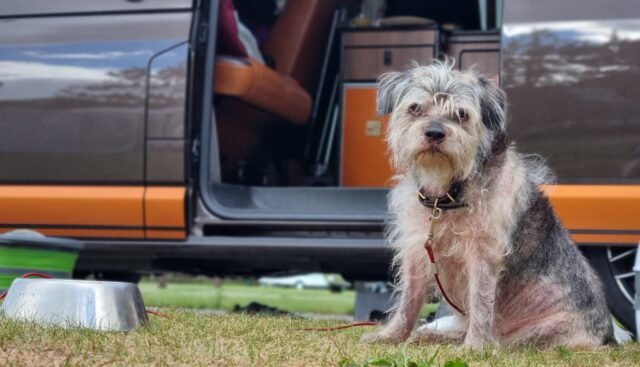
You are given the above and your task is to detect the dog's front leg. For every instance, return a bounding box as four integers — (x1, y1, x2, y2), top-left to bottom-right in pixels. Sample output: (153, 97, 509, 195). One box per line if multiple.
(464, 254, 499, 349)
(361, 248, 429, 343)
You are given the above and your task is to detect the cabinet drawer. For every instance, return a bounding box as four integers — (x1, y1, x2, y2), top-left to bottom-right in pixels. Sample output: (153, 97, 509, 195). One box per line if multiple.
(341, 85, 392, 187)
(343, 29, 437, 47)
(446, 32, 500, 79)
(343, 46, 434, 81)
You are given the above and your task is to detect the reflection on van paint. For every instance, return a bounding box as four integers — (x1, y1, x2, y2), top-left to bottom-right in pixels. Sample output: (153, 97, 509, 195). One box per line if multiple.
(502, 19, 640, 182)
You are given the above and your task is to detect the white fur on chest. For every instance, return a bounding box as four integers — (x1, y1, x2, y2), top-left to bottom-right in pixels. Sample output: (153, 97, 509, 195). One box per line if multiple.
(388, 150, 527, 259)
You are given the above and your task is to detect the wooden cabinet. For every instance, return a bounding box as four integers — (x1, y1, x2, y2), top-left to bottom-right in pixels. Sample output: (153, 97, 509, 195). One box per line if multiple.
(340, 27, 438, 186)
(445, 31, 500, 80)
(341, 28, 438, 82)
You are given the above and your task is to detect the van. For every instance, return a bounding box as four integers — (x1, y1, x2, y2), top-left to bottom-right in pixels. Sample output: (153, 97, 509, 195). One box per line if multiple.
(0, 0, 638, 332)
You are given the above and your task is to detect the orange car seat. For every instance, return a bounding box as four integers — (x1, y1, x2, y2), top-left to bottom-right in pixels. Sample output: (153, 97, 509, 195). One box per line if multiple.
(214, 0, 342, 184)
(214, 57, 311, 125)
(262, 0, 343, 94)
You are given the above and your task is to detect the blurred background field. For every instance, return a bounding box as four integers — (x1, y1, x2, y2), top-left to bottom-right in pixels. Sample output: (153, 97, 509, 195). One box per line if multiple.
(138, 274, 437, 317)
(139, 278, 356, 315)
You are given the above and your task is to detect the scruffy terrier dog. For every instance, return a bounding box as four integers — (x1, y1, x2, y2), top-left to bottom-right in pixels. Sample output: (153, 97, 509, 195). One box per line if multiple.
(361, 62, 618, 348)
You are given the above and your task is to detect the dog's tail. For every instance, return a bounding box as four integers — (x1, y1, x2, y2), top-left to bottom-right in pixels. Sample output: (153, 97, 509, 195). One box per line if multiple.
(612, 319, 633, 344)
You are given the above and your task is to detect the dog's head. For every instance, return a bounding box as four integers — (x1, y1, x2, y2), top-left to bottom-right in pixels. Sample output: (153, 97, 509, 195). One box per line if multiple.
(378, 61, 506, 196)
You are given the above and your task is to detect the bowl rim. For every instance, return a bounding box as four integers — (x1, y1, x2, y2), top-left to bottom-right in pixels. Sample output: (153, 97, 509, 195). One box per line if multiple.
(9, 278, 137, 287)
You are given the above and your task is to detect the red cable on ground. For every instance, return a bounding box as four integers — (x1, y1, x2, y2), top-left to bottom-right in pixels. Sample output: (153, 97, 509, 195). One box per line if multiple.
(0, 272, 171, 320)
(0, 272, 51, 301)
(294, 321, 380, 332)
(145, 309, 173, 319)
(19, 272, 52, 279)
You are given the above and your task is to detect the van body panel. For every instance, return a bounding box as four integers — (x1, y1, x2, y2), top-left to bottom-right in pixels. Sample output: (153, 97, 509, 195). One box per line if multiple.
(0, 0, 638, 284)
(503, 1, 640, 183)
(0, 0, 192, 17)
(0, 10, 191, 241)
(0, 13, 191, 184)
(502, 0, 640, 244)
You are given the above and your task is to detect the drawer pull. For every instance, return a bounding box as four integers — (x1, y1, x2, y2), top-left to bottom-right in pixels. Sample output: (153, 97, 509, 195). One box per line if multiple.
(383, 50, 392, 65)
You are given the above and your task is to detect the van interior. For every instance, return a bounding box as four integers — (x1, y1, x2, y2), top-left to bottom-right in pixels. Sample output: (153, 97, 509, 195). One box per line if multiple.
(203, 0, 502, 223)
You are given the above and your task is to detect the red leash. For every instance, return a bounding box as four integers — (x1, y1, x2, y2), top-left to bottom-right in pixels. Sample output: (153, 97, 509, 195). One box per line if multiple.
(419, 192, 467, 316)
(424, 241, 466, 315)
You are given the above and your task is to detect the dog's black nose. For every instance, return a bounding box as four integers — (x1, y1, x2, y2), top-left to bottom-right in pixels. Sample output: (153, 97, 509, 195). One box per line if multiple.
(425, 127, 446, 142)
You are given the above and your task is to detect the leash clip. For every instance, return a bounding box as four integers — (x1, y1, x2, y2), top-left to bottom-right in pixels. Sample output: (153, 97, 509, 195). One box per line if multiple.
(426, 199, 442, 241)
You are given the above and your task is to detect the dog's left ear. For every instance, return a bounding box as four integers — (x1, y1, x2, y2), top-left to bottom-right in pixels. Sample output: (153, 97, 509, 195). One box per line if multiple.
(478, 76, 506, 131)
(377, 71, 410, 116)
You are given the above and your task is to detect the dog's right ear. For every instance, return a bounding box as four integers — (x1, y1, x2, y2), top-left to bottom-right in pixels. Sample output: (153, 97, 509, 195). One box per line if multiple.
(478, 76, 507, 131)
(377, 71, 410, 116)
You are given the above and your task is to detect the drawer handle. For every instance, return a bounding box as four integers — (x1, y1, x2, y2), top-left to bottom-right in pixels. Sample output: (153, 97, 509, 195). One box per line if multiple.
(383, 50, 392, 66)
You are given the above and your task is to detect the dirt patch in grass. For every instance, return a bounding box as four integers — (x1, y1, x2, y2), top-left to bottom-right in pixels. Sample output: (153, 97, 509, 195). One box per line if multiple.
(2, 311, 640, 366)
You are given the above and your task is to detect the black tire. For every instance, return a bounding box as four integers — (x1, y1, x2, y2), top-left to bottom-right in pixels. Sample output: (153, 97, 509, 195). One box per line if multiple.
(582, 245, 637, 336)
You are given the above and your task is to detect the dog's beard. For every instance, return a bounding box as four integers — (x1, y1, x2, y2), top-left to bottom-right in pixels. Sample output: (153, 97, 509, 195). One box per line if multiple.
(411, 148, 458, 197)
(412, 151, 456, 197)
(397, 134, 480, 197)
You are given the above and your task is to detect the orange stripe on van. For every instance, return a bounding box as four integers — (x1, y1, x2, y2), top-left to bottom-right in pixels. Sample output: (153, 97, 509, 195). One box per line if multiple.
(0, 186, 143, 227)
(144, 187, 185, 228)
(0, 227, 144, 240)
(144, 187, 186, 240)
(542, 185, 640, 232)
(571, 234, 640, 245)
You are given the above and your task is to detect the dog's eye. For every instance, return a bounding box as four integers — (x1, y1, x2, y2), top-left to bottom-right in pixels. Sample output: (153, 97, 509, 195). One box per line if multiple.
(457, 108, 469, 122)
(408, 103, 421, 116)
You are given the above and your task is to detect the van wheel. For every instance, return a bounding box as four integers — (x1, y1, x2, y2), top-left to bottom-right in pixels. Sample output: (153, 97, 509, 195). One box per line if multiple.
(582, 245, 637, 336)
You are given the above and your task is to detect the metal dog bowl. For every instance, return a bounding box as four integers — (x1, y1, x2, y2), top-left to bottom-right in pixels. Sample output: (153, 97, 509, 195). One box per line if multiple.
(1, 278, 148, 331)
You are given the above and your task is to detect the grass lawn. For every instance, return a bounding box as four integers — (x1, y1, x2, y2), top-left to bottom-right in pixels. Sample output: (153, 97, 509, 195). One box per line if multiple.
(2, 311, 640, 366)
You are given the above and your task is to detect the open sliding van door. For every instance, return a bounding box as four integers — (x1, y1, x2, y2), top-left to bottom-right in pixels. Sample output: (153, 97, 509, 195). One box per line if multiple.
(0, 1, 192, 241)
(502, 0, 640, 333)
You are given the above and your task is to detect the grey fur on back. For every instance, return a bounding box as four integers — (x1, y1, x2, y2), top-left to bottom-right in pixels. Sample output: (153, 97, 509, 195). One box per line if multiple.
(500, 176, 616, 345)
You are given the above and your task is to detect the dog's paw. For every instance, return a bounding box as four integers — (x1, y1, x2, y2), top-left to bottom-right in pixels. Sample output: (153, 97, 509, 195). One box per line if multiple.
(361, 331, 404, 344)
(408, 327, 465, 344)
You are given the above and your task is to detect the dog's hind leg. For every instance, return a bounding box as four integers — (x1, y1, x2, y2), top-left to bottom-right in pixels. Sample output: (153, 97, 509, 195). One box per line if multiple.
(500, 311, 602, 348)
(361, 246, 430, 343)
